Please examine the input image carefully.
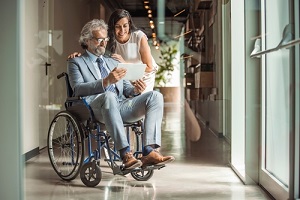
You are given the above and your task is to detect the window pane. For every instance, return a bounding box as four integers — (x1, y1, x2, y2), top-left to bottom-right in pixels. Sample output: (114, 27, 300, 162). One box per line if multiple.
(265, 0, 289, 186)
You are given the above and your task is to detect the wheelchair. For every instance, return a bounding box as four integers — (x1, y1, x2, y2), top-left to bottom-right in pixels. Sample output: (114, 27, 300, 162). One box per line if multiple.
(47, 72, 164, 187)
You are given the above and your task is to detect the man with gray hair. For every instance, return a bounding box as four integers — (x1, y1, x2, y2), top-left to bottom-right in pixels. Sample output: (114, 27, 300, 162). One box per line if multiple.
(67, 19, 174, 170)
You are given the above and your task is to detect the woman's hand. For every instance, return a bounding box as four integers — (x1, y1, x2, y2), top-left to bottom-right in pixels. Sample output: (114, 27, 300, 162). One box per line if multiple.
(67, 52, 81, 59)
(132, 79, 146, 94)
(111, 53, 126, 63)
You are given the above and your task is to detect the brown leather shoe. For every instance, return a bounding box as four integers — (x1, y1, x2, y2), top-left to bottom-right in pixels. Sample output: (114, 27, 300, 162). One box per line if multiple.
(141, 150, 175, 167)
(122, 152, 142, 169)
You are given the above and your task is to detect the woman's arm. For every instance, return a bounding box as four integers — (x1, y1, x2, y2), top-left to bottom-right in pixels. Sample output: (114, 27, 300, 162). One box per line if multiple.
(139, 35, 154, 73)
(111, 53, 126, 63)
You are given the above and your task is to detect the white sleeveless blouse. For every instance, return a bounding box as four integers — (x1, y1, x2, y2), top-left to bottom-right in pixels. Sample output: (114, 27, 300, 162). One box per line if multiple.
(115, 30, 158, 93)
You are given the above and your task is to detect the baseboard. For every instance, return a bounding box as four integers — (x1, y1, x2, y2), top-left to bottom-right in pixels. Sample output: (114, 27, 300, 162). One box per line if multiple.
(195, 113, 223, 138)
(195, 113, 209, 126)
(23, 147, 39, 161)
(208, 127, 223, 138)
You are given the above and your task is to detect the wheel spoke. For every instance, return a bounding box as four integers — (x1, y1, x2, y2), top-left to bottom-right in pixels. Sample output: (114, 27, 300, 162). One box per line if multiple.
(47, 111, 84, 181)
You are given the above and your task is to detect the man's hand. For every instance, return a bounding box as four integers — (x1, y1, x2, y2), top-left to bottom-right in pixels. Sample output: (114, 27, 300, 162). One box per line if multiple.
(132, 79, 146, 94)
(67, 52, 81, 59)
(103, 67, 127, 87)
(111, 53, 126, 63)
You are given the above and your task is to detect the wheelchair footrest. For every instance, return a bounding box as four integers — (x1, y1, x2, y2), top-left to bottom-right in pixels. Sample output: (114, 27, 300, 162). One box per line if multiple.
(112, 165, 124, 175)
(143, 164, 166, 170)
(112, 164, 166, 176)
(112, 166, 133, 176)
(104, 158, 121, 162)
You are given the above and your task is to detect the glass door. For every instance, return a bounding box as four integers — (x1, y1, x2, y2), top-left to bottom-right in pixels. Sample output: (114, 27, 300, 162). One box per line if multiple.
(290, 1, 300, 199)
(259, 0, 297, 199)
(222, 0, 232, 142)
(36, 0, 95, 148)
(293, 1, 299, 198)
(20, 0, 50, 152)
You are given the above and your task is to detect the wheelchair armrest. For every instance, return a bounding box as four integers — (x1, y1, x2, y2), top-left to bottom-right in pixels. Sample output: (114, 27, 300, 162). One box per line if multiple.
(66, 96, 83, 101)
(65, 96, 85, 106)
(124, 119, 143, 127)
(65, 96, 96, 122)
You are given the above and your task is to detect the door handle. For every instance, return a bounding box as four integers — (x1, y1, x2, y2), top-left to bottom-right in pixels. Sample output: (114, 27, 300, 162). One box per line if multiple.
(250, 24, 300, 58)
(45, 62, 51, 76)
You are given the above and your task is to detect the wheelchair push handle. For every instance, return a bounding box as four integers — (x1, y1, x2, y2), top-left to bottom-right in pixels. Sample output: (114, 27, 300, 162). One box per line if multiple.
(57, 72, 67, 79)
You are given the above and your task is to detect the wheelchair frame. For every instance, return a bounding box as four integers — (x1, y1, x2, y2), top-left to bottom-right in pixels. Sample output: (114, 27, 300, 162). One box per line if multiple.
(47, 72, 164, 187)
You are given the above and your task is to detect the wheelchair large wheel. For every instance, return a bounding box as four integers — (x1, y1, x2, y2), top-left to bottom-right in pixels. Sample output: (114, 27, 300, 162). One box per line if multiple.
(47, 111, 85, 181)
(131, 168, 154, 181)
(80, 161, 102, 187)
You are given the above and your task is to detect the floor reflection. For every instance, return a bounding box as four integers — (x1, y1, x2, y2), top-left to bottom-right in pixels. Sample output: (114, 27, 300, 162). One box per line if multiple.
(25, 102, 271, 200)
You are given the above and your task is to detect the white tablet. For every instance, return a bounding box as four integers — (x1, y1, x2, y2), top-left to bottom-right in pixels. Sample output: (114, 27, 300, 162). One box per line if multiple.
(117, 63, 146, 81)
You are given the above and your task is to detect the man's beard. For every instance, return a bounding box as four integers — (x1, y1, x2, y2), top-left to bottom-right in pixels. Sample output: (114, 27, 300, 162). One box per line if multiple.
(94, 46, 105, 56)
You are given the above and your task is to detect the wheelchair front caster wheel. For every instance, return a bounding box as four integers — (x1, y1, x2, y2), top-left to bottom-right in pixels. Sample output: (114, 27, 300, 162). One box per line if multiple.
(131, 168, 154, 181)
(80, 161, 102, 187)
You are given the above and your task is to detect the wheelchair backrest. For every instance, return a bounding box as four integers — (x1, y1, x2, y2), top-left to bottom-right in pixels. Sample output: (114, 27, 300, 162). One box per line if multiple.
(57, 72, 94, 122)
(57, 72, 73, 97)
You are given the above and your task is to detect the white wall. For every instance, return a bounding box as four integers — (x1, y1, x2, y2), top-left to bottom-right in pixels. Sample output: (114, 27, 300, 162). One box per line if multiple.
(21, 0, 40, 154)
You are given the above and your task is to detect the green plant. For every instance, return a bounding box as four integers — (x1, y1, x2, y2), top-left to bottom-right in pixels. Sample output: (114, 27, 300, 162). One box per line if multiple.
(155, 44, 178, 87)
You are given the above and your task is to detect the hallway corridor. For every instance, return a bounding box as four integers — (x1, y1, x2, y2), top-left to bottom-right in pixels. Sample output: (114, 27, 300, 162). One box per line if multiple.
(25, 103, 272, 200)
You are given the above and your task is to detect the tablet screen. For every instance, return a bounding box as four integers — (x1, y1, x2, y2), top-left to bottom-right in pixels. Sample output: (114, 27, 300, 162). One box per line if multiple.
(117, 63, 146, 81)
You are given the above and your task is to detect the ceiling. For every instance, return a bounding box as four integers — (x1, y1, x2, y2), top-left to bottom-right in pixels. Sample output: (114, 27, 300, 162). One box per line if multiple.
(104, 0, 213, 50)
(104, 0, 191, 41)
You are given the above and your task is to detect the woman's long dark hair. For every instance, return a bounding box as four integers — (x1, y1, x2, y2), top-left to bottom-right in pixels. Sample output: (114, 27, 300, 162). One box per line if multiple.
(106, 9, 139, 54)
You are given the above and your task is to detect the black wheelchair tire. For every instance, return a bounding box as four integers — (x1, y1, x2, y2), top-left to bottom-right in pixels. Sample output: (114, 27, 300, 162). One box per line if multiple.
(80, 161, 102, 187)
(131, 168, 154, 181)
(47, 111, 85, 181)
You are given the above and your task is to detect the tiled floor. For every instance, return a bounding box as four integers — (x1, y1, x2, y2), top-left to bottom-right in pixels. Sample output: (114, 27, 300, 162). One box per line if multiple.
(24, 103, 272, 200)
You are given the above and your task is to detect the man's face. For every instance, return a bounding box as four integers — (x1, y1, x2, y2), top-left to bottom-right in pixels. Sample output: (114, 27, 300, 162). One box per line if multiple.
(87, 28, 108, 56)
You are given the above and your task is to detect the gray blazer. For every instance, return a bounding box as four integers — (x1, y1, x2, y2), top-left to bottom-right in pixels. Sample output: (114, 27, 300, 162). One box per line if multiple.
(67, 52, 135, 104)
